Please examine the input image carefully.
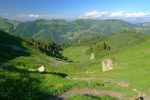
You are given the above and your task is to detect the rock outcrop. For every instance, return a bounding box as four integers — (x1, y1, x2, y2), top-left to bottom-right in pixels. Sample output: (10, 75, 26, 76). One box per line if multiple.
(102, 59, 116, 72)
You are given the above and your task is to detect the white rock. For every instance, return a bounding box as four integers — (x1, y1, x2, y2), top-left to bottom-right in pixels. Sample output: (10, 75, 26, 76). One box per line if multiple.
(102, 59, 116, 72)
(38, 66, 45, 72)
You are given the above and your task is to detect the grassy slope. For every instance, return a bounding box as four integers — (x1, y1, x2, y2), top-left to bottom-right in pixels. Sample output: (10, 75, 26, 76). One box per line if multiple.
(1, 30, 150, 99)
(94, 41, 150, 98)
(0, 19, 13, 32)
(60, 39, 150, 97)
(0, 31, 87, 99)
(60, 46, 135, 98)
(87, 39, 150, 94)
(0, 18, 20, 32)
(62, 46, 90, 62)
(105, 31, 148, 49)
(1, 31, 121, 100)
(108, 40, 150, 91)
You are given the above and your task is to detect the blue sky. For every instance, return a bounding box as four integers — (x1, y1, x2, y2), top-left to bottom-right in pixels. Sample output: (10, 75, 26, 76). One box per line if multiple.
(1, 0, 150, 22)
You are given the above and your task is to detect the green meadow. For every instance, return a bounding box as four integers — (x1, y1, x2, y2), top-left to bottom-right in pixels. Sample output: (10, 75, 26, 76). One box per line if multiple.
(1, 18, 150, 100)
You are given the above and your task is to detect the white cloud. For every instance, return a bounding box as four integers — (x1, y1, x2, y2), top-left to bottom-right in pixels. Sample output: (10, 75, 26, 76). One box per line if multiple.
(16, 14, 76, 21)
(85, 10, 100, 17)
(2, 12, 150, 23)
(18, 14, 42, 18)
(81, 10, 109, 18)
(125, 12, 150, 18)
(28, 14, 40, 18)
(80, 11, 150, 19)
(110, 11, 124, 17)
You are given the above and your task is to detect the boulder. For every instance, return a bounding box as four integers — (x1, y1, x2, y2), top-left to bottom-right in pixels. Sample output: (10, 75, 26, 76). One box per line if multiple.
(102, 59, 116, 72)
(37, 66, 45, 72)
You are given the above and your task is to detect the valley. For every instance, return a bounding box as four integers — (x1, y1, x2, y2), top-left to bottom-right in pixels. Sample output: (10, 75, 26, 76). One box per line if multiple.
(1, 17, 150, 100)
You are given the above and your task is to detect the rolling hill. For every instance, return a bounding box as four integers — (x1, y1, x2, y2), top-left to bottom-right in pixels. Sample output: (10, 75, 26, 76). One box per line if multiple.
(1, 17, 150, 99)
(1, 17, 150, 44)
(59, 38, 150, 99)
(13, 19, 137, 43)
(0, 17, 20, 32)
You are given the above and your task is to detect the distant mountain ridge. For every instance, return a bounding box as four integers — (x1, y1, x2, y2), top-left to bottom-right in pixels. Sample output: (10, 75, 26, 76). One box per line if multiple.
(0, 17, 150, 44)
(0, 17, 20, 32)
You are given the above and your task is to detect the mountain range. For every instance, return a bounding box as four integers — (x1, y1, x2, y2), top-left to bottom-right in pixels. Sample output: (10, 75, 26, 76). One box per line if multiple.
(1, 17, 150, 44)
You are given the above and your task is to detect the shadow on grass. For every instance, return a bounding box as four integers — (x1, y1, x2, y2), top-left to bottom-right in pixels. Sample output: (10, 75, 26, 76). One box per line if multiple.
(39, 48, 73, 63)
(0, 31, 70, 99)
(1, 64, 68, 78)
(0, 31, 31, 65)
(27, 71, 68, 78)
(0, 31, 51, 99)
(0, 65, 50, 100)
(45, 72, 68, 78)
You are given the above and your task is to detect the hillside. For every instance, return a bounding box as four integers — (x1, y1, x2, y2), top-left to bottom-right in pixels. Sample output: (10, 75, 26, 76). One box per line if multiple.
(81, 19, 134, 34)
(1, 17, 150, 44)
(1, 18, 150, 99)
(12, 19, 76, 44)
(0, 17, 20, 32)
(0, 31, 78, 99)
(13, 19, 136, 43)
(140, 22, 150, 27)
(70, 30, 148, 51)
(0, 31, 125, 100)
(105, 31, 148, 49)
(59, 39, 150, 99)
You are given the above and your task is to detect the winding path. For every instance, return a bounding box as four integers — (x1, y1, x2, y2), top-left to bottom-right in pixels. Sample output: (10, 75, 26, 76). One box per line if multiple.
(53, 77, 128, 99)
(55, 88, 124, 100)
(49, 76, 147, 100)
(67, 76, 129, 88)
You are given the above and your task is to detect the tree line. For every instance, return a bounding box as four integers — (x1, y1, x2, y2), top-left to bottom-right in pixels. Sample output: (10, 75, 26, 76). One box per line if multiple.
(26, 37, 63, 58)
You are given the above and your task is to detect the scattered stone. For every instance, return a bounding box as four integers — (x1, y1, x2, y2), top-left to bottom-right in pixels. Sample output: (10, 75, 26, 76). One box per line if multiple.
(28, 69, 36, 72)
(90, 53, 95, 60)
(37, 66, 45, 72)
(102, 59, 116, 72)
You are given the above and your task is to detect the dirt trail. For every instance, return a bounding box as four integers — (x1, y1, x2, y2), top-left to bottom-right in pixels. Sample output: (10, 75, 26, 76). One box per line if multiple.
(64, 77, 148, 100)
(55, 88, 124, 100)
(68, 76, 129, 88)
(48, 77, 140, 100)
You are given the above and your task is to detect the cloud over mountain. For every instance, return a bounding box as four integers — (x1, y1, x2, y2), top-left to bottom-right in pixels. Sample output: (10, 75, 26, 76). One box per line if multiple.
(18, 14, 42, 18)
(80, 11, 150, 19)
